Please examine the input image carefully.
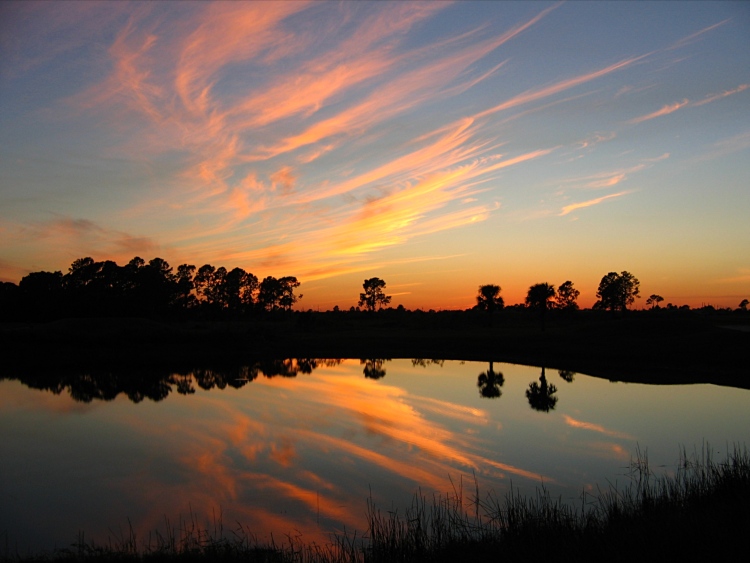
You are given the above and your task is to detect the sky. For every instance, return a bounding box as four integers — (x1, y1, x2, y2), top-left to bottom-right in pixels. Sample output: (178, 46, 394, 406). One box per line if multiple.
(1, 1, 748, 310)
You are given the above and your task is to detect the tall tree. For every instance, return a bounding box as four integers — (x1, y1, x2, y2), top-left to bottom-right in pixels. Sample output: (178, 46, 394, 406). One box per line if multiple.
(277, 276, 301, 311)
(476, 284, 504, 312)
(194, 264, 218, 305)
(258, 276, 301, 311)
(358, 277, 391, 311)
(223, 267, 258, 312)
(175, 264, 196, 309)
(525, 282, 555, 331)
(555, 280, 580, 311)
(594, 271, 640, 313)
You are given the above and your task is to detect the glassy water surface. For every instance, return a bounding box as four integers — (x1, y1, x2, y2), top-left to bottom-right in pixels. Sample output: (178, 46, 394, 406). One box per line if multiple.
(2, 359, 749, 553)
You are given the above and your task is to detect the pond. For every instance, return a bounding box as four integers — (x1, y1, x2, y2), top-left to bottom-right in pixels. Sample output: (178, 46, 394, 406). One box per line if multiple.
(2, 359, 749, 554)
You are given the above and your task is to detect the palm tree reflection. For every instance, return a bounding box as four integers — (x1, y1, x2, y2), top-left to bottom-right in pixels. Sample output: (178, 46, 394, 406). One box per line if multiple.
(526, 367, 558, 412)
(477, 361, 504, 398)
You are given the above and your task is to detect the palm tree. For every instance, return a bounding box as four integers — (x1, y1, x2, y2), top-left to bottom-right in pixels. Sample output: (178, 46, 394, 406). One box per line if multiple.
(476, 284, 504, 326)
(525, 282, 555, 331)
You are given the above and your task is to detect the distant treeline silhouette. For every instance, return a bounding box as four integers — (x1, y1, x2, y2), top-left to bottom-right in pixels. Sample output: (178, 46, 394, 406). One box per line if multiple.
(1, 257, 747, 321)
(0, 256, 300, 320)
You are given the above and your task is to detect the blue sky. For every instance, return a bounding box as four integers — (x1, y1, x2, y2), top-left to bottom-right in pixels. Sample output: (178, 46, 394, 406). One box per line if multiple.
(1, 1, 748, 309)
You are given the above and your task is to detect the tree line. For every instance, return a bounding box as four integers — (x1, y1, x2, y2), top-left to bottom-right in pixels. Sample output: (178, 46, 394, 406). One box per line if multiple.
(0, 256, 300, 320)
(1, 258, 747, 321)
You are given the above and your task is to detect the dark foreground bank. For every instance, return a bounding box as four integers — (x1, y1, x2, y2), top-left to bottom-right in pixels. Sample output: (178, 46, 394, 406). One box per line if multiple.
(2, 310, 748, 389)
(3, 446, 748, 563)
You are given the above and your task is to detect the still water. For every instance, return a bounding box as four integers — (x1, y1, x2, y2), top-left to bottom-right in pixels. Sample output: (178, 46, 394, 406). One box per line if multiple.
(2, 359, 749, 553)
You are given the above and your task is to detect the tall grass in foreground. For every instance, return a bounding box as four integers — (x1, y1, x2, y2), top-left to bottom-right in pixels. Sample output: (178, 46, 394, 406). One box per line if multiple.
(5, 445, 749, 562)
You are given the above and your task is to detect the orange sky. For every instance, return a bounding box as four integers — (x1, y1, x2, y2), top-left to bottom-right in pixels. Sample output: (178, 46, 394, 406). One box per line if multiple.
(1, 1, 748, 309)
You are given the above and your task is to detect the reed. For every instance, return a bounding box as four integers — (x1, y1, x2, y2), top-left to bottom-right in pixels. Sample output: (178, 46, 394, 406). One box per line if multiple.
(4, 445, 748, 562)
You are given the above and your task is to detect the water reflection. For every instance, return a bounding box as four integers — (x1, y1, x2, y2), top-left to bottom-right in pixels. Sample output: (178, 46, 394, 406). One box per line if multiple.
(558, 369, 576, 383)
(526, 366, 558, 412)
(2, 359, 750, 555)
(0, 359, 343, 403)
(2, 358, 568, 411)
(477, 361, 505, 398)
(361, 358, 389, 379)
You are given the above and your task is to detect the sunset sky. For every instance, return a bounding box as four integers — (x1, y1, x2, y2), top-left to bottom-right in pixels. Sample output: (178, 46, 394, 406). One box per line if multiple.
(1, 1, 748, 310)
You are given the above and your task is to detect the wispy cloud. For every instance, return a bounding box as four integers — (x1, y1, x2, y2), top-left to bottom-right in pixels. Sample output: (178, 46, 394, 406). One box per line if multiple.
(667, 19, 730, 51)
(563, 415, 634, 440)
(474, 56, 644, 120)
(693, 84, 749, 107)
(558, 191, 630, 216)
(628, 99, 689, 124)
(699, 130, 750, 161)
(628, 84, 748, 124)
(60, 1, 560, 276)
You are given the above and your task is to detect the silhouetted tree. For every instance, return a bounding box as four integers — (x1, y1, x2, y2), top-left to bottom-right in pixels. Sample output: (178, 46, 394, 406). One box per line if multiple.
(594, 271, 640, 313)
(477, 361, 504, 398)
(526, 367, 558, 412)
(476, 284, 504, 312)
(258, 276, 301, 311)
(738, 299, 748, 311)
(175, 264, 196, 309)
(362, 358, 388, 379)
(0, 281, 20, 319)
(19, 270, 64, 319)
(278, 276, 301, 311)
(526, 282, 555, 331)
(137, 258, 177, 314)
(359, 277, 391, 311)
(555, 280, 580, 311)
(646, 294, 664, 309)
(223, 267, 258, 313)
(194, 264, 224, 308)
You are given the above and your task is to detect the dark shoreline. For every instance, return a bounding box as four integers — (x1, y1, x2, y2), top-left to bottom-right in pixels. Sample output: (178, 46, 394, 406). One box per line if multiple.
(3, 311, 748, 389)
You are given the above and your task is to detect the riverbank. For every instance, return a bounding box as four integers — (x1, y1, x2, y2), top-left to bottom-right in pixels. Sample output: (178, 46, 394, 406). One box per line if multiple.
(2, 310, 748, 389)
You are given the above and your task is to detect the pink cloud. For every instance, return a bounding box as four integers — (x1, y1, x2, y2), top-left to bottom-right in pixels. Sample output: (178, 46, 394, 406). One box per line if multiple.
(628, 99, 689, 124)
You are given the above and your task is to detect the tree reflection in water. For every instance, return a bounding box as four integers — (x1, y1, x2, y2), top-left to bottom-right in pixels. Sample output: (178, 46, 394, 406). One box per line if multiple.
(3, 359, 575, 408)
(526, 366, 558, 412)
(1, 359, 342, 403)
(558, 369, 576, 383)
(477, 361, 504, 398)
(361, 358, 389, 379)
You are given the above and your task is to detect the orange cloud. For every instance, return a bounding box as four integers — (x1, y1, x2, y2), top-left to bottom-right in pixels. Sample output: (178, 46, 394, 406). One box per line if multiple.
(563, 415, 634, 440)
(585, 173, 626, 188)
(558, 191, 630, 216)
